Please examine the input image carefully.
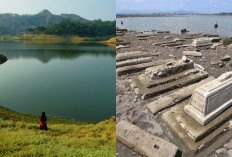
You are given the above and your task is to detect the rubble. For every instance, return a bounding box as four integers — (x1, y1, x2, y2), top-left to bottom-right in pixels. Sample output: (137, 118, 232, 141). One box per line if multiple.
(116, 121, 179, 157)
(183, 51, 202, 57)
(221, 55, 231, 61)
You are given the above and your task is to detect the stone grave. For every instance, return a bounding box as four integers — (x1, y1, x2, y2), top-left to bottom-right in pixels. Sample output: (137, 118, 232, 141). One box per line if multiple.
(162, 72, 232, 154)
(130, 59, 208, 99)
(185, 71, 232, 125)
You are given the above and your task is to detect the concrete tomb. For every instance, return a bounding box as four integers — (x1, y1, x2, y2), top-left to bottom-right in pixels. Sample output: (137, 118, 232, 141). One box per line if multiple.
(191, 38, 213, 47)
(185, 71, 232, 125)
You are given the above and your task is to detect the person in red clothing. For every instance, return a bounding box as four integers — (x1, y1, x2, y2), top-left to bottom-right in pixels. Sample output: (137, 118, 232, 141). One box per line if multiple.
(40, 112, 48, 130)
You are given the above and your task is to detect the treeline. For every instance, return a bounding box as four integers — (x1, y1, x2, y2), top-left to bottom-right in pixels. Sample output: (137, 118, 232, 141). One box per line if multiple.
(27, 20, 116, 37)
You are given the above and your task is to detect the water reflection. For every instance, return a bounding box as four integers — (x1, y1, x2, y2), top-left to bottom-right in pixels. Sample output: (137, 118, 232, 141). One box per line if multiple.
(0, 41, 115, 63)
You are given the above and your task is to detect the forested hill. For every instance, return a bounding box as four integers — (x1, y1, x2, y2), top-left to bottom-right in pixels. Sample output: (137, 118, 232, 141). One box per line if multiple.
(32, 20, 115, 37)
(0, 9, 89, 35)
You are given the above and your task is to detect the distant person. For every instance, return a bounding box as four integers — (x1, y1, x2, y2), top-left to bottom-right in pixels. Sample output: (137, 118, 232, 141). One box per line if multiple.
(214, 22, 218, 29)
(40, 112, 48, 130)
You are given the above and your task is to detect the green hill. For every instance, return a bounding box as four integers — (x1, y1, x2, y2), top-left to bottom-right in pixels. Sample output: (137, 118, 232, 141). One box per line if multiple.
(0, 9, 89, 35)
(0, 106, 116, 156)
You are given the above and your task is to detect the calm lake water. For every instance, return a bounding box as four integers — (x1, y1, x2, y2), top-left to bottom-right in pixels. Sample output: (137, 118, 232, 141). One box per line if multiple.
(117, 15, 232, 37)
(0, 41, 115, 122)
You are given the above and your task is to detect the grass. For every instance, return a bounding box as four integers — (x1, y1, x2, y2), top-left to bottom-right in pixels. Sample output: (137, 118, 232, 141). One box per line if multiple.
(0, 34, 116, 46)
(0, 106, 116, 156)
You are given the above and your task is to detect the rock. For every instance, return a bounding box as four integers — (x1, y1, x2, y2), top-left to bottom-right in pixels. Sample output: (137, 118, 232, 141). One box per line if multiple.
(221, 55, 231, 61)
(216, 148, 226, 154)
(229, 62, 232, 67)
(227, 149, 232, 156)
(167, 61, 175, 66)
(181, 28, 188, 34)
(164, 36, 172, 39)
(182, 56, 188, 62)
(210, 61, 225, 68)
(211, 45, 216, 50)
(183, 51, 202, 57)
(229, 44, 232, 49)
(222, 38, 232, 45)
(0, 54, 7, 64)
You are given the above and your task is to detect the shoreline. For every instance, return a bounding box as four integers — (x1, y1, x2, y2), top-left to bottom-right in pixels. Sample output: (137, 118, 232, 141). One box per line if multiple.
(117, 13, 232, 18)
(0, 34, 116, 47)
(0, 105, 115, 124)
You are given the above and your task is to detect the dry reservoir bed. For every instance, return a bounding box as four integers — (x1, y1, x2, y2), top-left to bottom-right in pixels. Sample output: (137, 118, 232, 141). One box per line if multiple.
(116, 29, 232, 157)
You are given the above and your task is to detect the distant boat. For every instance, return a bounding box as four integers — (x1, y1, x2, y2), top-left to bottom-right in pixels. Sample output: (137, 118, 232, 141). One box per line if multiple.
(214, 22, 218, 28)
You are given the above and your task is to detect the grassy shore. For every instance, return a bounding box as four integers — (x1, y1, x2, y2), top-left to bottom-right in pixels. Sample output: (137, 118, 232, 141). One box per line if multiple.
(0, 34, 116, 46)
(0, 106, 116, 156)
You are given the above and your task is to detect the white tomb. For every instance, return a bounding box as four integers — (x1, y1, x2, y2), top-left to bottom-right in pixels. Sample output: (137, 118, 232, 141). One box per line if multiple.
(184, 72, 232, 125)
(191, 38, 212, 47)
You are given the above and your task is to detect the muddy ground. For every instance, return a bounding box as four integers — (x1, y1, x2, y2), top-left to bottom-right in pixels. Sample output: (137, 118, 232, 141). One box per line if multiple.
(116, 32, 232, 157)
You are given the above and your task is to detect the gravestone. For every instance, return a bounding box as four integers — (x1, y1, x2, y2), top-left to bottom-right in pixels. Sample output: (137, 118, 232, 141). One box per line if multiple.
(184, 71, 232, 125)
(191, 38, 212, 47)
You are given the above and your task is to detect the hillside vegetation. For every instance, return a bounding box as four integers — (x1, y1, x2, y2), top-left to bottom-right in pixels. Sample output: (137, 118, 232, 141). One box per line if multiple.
(31, 20, 115, 37)
(0, 9, 88, 35)
(0, 106, 116, 156)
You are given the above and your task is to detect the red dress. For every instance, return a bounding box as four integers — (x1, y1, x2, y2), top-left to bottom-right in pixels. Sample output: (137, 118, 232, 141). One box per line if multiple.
(40, 116, 47, 130)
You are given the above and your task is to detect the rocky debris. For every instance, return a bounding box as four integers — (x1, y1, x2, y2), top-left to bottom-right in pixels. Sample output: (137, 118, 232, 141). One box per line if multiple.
(137, 33, 156, 38)
(145, 60, 194, 79)
(117, 120, 179, 157)
(183, 51, 202, 57)
(210, 61, 225, 68)
(173, 38, 185, 42)
(164, 36, 172, 39)
(137, 37, 150, 40)
(116, 57, 152, 68)
(182, 55, 189, 62)
(116, 45, 131, 50)
(116, 59, 174, 76)
(222, 38, 232, 45)
(216, 148, 227, 154)
(0, 54, 7, 64)
(221, 55, 231, 62)
(117, 41, 130, 46)
(116, 51, 151, 61)
(116, 28, 128, 36)
(211, 45, 217, 50)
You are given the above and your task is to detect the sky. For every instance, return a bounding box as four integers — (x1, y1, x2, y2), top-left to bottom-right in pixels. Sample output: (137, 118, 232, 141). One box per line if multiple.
(0, 0, 115, 21)
(117, 0, 232, 14)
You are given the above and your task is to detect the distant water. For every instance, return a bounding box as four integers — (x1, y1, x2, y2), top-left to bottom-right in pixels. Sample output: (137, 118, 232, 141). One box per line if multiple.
(117, 15, 232, 37)
(0, 41, 115, 122)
